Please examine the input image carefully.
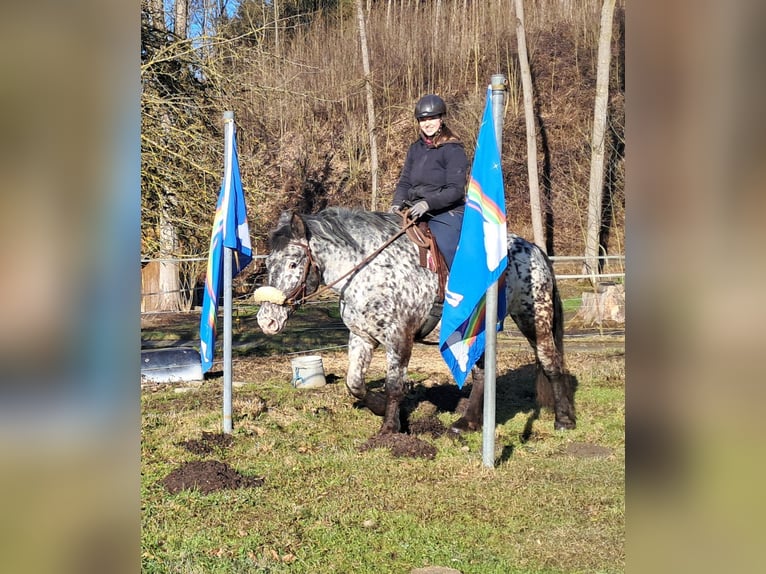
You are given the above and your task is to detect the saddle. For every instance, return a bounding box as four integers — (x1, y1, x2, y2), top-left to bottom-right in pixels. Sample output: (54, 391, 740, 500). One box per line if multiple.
(400, 214, 449, 341)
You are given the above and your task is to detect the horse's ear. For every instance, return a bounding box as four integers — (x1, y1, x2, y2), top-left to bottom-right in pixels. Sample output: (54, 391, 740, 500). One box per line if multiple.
(276, 210, 293, 228)
(289, 212, 308, 240)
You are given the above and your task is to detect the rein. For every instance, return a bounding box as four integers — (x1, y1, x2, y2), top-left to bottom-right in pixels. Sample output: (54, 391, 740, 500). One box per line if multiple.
(286, 213, 417, 307)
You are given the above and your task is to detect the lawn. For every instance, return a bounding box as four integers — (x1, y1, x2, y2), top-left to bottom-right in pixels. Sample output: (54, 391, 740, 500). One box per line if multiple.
(141, 305, 624, 574)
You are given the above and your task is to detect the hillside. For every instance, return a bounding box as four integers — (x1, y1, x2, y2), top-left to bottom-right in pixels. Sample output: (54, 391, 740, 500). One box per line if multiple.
(141, 0, 625, 266)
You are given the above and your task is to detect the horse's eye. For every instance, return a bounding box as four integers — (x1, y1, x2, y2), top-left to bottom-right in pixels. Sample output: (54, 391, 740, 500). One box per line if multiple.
(289, 261, 299, 270)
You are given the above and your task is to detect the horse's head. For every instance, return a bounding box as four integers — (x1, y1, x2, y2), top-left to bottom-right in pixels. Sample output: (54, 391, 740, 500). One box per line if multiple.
(255, 211, 322, 335)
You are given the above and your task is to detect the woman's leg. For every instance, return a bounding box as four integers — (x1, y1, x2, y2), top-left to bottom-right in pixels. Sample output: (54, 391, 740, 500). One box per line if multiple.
(427, 206, 464, 269)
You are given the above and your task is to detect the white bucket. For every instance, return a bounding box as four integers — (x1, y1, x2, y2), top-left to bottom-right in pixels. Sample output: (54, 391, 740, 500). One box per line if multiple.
(290, 355, 326, 389)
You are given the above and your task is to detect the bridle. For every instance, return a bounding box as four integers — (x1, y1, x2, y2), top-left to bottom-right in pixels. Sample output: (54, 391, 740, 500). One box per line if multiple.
(280, 241, 317, 307)
(278, 213, 418, 309)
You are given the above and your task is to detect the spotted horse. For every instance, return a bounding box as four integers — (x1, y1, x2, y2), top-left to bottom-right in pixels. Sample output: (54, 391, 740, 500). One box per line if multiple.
(255, 207, 576, 435)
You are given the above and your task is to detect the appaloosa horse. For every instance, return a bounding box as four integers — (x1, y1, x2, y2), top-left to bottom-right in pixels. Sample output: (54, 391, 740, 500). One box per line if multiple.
(255, 207, 575, 435)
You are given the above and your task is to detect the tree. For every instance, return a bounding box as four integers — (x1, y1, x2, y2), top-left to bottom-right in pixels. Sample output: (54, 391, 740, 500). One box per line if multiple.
(513, 0, 545, 251)
(583, 0, 617, 281)
(141, 0, 226, 311)
(175, 0, 189, 37)
(356, 0, 380, 209)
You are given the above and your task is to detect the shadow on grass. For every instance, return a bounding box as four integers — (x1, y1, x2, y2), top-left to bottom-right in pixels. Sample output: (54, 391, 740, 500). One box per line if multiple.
(395, 363, 541, 437)
(141, 303, 349, 356)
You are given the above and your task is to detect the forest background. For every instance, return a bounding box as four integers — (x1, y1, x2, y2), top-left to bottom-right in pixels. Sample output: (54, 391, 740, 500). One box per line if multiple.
(141, 0, 625, 308)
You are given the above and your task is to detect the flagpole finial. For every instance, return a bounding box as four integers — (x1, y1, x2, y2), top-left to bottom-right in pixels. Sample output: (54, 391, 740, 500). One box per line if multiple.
(490, 74, 507, 92)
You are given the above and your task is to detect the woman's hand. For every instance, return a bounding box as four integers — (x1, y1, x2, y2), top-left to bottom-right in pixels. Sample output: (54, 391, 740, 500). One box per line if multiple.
(408, 200, 429, 220)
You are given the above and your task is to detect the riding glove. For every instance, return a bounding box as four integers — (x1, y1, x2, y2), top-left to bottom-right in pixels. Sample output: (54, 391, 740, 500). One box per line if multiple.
(408, 200, 429, 220)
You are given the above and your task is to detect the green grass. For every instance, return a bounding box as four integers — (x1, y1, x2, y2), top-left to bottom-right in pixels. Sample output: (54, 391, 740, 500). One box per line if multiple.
(142, 340, 624, 573)
(562, 296, 582, 314)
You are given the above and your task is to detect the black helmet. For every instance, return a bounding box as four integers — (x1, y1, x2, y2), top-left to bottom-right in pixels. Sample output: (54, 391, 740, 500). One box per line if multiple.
(414, 94, 446, 119)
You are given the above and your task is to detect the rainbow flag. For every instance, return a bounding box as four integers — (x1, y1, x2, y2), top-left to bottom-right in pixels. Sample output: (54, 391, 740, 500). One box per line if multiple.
(439, 88, 508, 388)
(199, 127, 252, 373)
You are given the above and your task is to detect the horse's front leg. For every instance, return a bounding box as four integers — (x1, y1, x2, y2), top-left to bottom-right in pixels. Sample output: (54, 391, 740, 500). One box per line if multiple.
(376, 341, 413, 435)
(345, 333, 386, 416)
(451, 355, 485, 433)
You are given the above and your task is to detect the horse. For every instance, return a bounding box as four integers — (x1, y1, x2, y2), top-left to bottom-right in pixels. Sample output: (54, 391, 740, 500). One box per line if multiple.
(255, 207, 576, 435)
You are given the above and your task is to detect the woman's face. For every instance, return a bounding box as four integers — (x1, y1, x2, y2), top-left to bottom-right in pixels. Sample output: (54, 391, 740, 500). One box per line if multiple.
(418, 115, 442, 137)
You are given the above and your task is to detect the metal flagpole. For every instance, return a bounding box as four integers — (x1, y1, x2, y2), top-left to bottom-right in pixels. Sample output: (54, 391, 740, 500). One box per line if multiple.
(222, 111, 234, 434)
(482, 74, 507, 468)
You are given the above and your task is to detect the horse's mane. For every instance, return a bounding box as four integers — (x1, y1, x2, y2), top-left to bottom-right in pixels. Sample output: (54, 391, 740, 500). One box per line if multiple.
(270, 207, 399, 255)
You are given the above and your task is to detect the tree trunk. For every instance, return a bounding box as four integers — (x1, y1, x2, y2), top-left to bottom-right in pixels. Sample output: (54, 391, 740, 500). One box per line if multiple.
(273, 0, 280, 59)
(157, 193, 182, 312)
(513, 0, 545, 251)
(155, 0, 186, 312)
(147, 0, 165, 30)
(356, 0, 380, 210)
(583, 0, 617, 281)
(174, 0, 188, 39)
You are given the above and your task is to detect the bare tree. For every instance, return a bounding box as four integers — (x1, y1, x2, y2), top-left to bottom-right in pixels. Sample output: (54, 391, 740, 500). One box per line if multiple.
(175, 0, 188, 38)
(583, 0, 617, 280)
(273, 0, 280, 58)
(513, 0, 545, 251)
(141, 0, 223, 312)
(356, 0, 380, 209)
(146, 0, 166, 30)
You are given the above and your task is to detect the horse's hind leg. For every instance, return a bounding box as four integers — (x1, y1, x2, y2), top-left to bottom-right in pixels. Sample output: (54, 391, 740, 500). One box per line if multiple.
(508, 242, 576, 430)
(451, 355, 484, 432)
(535, 337, 576, 430)
(532, 285, 576, 430)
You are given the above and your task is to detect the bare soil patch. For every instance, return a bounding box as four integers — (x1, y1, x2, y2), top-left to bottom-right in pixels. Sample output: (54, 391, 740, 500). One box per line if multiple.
(178, 431, 234, 456)
(562, 441, 613, 458)
(161, 460, 265, 494)
(359, 434, 437, 460)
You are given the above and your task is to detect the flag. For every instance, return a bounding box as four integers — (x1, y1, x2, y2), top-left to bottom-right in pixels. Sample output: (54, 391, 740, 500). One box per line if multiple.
(439, 88, 508, 388)
(199, 127, 253, 373)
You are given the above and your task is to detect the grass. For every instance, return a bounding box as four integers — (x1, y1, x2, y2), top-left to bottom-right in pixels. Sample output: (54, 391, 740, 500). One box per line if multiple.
(141, 324, 624, 573)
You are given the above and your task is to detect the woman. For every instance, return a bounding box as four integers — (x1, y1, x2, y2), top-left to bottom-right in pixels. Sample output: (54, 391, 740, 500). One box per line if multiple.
(390, 94, 468, 269)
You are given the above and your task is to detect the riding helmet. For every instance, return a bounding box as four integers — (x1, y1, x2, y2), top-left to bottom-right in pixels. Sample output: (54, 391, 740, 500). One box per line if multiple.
(414, 94, 447, 119)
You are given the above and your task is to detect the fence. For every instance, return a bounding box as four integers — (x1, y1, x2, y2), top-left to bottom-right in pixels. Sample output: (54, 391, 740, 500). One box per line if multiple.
(140, 253, 625, 314)
(548, 254, 625, 281)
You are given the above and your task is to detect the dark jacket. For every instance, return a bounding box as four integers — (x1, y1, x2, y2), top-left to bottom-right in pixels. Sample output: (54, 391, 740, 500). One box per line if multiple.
(392, 138, 468, 213)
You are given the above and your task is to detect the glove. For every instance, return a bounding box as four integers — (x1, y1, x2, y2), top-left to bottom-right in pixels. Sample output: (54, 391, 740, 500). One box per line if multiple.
(389, 204, 402, 213)
(408, 200, 429, 220)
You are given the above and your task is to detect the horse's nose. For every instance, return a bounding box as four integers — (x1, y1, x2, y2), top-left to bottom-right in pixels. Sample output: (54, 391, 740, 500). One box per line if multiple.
(257, 316, 279, 334)
(257, 305, 284, 334)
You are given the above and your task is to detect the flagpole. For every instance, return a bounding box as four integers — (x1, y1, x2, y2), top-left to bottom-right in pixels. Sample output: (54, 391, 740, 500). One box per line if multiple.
(482, 74, 507, 468)
(222, 111, 234, 434)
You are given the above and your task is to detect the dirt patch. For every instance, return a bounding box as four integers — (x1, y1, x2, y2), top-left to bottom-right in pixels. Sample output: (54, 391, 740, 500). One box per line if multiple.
(178, 431, 234, 456)
(359, 433, 437, 460)
(161, 460, 265, 494)
(562, 442, 613, 458)
(408, 415, 448, 438)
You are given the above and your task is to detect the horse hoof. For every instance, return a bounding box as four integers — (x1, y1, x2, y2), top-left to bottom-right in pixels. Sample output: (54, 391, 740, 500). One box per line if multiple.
(378, 422, 401, 435)
(451, 417, 481, 434)
(554, 419, 576, 431)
